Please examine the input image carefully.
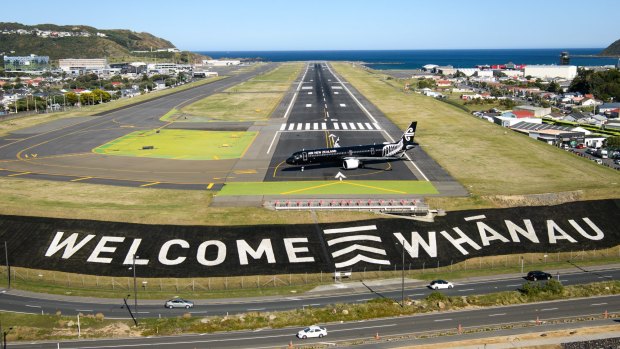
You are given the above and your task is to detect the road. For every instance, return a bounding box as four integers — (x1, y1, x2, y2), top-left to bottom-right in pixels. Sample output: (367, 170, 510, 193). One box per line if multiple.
(1, 266, 618, 319)
(8, 295, 620, 348)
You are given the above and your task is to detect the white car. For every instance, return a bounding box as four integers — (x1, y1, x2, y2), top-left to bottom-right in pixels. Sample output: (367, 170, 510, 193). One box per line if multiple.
(429, 280, 454, 290)
(297, 325, 327, 339)
(164, 298, 194, 309)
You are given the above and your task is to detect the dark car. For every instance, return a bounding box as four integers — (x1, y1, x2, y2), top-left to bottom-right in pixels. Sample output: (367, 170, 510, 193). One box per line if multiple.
(526, 271, 552, 281)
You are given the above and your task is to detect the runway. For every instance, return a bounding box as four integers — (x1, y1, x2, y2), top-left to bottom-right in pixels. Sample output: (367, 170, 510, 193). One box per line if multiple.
(265, 62, 426, 181)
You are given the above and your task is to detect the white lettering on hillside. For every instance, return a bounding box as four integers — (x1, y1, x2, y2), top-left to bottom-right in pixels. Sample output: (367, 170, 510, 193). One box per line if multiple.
(547, 220, 578, 244)
(45, 232, 95, 259)
(87, 236, 125, 263)
(237, 239, 275, 265)
(570, 218, 604, 240)
(123, 239, 149, 265)
(197, 240, 226, 266)
(393, 231, 437, 258)
(440, 228, 482, 255)
(476, 221, 510, 246)
(283, 238, 315, 263)
(505, 220, 539, 243)
(159, 239, 189, 265)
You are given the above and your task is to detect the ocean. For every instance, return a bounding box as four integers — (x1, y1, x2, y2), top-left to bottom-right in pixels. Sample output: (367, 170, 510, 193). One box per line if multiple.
(195, 49, 619, 70)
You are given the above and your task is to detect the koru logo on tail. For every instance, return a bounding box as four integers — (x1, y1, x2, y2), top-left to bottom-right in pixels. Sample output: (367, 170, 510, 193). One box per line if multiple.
(404, 127, 415, 142)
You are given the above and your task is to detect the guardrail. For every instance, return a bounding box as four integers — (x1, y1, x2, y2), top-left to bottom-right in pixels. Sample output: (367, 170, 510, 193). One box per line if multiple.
(266, 199, 429, 214)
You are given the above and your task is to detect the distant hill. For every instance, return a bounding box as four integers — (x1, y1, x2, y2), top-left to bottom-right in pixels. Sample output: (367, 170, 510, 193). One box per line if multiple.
(0, 22, 206, 63)
(599, 38, 620, 56)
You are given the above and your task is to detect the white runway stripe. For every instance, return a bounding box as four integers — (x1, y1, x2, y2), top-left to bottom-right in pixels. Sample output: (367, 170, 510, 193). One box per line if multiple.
(341, 123, 348, 130)
(357, 122, 364, 129)
(322, 123, 327, 130)
(349, 122, 356, 130)
(280, 124, 286, 131)
(288, 123, 295, 131)
(296, 123, 303, 130)
(305, 123, 310, 130)
(373, 123, 381, 130)
(313, 122, 318, 130)
(365, 122, 372, 130)
(333, 123, 340, 130)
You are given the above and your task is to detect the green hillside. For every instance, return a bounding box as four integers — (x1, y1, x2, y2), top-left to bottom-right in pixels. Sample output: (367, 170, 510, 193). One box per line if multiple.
(600, 38, 620, 56)
(0, 22, 205, 63)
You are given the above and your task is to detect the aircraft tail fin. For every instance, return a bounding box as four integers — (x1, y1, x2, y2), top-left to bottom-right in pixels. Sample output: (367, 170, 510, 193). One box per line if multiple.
(401, 121, 417, 145)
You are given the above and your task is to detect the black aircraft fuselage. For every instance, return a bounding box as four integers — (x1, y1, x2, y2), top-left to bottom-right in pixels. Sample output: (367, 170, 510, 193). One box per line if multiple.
(286, 122, 417, 170)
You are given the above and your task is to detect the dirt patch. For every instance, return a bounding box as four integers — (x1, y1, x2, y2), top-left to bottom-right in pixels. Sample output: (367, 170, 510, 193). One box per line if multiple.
(50, 322, 141, 338)
(396, 324, 620, 349)
(486, 191, 585, 207)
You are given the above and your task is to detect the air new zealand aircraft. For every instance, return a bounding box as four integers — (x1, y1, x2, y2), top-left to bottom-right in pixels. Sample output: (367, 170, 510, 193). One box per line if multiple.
(286, 121, 417, 170)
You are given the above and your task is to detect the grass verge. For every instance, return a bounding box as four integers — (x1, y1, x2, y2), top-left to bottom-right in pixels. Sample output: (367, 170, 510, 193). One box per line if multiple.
(93, 129, 257, 160)
(176, 63, 303, 122)
(4, 248, 618, 300)
(330, 63, 620, 210)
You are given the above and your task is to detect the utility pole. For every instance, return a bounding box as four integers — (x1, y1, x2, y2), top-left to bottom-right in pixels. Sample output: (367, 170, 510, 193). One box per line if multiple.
(4, 241, 9, 290)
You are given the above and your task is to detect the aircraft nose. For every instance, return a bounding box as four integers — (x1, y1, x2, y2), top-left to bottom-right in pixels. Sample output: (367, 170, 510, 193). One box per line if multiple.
(286, 157, 295, 165)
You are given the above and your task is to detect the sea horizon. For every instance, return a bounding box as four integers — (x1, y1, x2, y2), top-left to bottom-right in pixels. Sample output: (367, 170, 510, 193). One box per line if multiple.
(194, 48, 619, 70)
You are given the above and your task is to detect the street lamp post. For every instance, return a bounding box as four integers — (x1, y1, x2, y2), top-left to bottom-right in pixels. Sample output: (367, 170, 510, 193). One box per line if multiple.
(133, 254, 138, 322)
(2, 326, 12, 349)
(395, 242, 405, 307)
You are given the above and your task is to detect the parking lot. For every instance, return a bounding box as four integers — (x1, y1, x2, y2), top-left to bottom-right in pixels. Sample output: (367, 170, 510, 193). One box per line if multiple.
(568, 147, 620, 170)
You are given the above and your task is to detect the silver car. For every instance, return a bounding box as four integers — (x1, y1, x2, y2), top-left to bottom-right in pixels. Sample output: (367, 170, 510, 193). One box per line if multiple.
(165, 298, 194, 309)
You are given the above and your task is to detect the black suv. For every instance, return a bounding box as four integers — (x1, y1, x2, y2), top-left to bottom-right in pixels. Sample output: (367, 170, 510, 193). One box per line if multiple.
(526, 271, 552, 281)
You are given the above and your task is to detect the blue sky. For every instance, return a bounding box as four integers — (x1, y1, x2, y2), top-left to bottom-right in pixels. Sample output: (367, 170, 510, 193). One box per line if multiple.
(2, 0, 619, 51)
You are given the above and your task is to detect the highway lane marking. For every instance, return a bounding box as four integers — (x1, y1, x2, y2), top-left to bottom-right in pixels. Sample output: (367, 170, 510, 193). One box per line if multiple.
(540, 308, 558, 311)
(25, 305, 42, 308)
(330, 324, 397, 333)
(76, 309, 93, 312)
(357, 298, 371, 302)
(506, 284, 521, 287)
(591, 302, 608, 306)
(597, 275, 613, 278)
(433, 318, 452, 322)
(488, 313, 506, 317)
(458, 288, 475, 292)
(70, 176, 92, 182)
(8, 171, 31, 177)
(140, 182, 160, 187)
(409, 293, 425, 297)
(247, 308, 265, 311)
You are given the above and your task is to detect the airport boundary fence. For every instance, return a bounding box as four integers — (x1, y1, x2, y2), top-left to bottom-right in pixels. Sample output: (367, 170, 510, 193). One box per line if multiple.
(1, 247, 619, 295)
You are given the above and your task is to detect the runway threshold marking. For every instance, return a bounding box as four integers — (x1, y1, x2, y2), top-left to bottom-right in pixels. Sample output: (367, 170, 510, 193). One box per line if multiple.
(70, 176, 92, 182)
(8, 171, 31, 177)
(140, 182, 160, 187)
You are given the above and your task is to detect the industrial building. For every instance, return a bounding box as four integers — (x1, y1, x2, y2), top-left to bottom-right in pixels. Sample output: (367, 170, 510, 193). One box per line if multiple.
(3, 54, 50, 71)
(58, 58, 107, 72)
(523, 65, 577, 80)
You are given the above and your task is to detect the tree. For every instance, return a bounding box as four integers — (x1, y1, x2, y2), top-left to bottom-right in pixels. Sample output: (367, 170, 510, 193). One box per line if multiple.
(65, 92, 79, 106)
(547, 81, 560, 93)
(606, 136, 620, 150)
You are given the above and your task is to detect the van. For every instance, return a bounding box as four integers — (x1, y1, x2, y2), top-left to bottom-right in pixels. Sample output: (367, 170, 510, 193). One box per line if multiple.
(595, 149, 608, 159)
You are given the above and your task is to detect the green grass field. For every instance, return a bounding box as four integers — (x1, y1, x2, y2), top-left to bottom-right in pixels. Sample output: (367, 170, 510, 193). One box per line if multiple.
(93, 129, 257, 160)
(331, 63, 620, 209)
(171, 63, 303, 122)
(218, 180, 438, 196)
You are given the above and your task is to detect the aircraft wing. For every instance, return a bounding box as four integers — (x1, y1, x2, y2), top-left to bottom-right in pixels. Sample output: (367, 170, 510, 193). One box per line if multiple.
(343, 156, 403, 161)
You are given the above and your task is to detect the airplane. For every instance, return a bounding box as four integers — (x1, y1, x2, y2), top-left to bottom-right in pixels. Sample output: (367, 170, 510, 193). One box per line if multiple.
(285, 121, 417, 170)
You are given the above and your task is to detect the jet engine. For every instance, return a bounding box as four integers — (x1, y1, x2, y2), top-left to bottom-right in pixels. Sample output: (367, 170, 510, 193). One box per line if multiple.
(343, 159, 361, 169)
